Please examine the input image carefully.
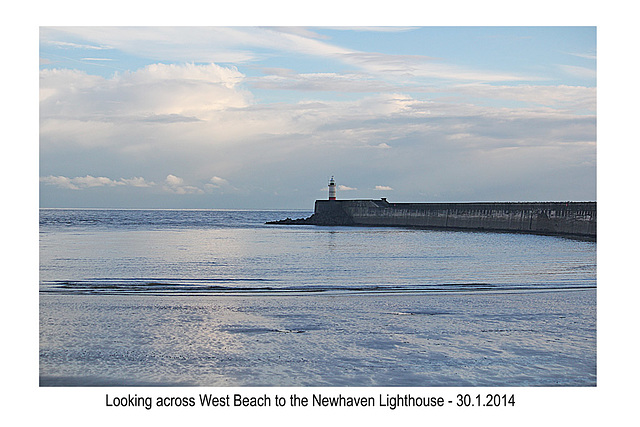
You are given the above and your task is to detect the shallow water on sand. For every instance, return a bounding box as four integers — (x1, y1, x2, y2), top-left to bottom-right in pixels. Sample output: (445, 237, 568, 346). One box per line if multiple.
(40, 291, 596, 386)
(39, 209, 596, 386)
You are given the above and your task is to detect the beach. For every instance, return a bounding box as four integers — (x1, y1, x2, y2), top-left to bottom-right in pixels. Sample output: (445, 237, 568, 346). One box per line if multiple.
(39, 209, 596, 387)
(40, 288, 596, 387)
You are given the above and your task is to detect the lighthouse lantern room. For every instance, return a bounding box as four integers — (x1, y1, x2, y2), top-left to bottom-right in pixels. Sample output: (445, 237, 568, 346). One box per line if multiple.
(328, 176, 336, 200)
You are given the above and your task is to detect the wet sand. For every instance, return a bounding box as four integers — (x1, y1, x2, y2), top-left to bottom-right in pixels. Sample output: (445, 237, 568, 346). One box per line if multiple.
(40, 289, 596, 387)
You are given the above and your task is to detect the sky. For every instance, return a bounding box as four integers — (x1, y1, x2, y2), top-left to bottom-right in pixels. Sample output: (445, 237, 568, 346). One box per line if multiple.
(39, 26, 597, 209)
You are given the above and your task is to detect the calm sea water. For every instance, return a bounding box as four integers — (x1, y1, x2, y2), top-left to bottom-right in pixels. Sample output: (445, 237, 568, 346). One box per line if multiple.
(39, 209, 597, 386)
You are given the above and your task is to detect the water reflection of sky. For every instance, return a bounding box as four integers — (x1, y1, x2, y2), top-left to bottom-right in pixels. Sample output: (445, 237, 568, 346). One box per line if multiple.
(40, 218, 596, 293)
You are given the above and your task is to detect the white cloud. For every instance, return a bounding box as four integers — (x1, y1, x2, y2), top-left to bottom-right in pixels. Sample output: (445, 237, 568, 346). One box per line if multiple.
(120, 177, 154, 187)
(39, 68, 104, 103)
(163, 174, 204, 195)
(41, 39, 109, 50)
(340, 52, 531, 83)
(42, 27, 531, 85)
(40, 175, 154, 190)
(326, 27, 419, 33)
(338, 185, 357, 191)
(165, 174, 183, 186)
(40, 175, 81, 190)
(566, 52, 596, 60)
(252, 54, 532, 95)
(252, 71, 404, 93)
(40, 174, 233, 196)
(41, 27, 338, 65)
(39, 62, 250, 125)
(39, 62, 255, 160)
(447, 133, 474, 141)
(450, 84, 596, 112)
(72, 175, 122, 188)
(40, 81, 595, 205)
(204, 176, 237, 193)
(558, 65, 597, 81)
(319, 184, 357, 193)
(211, 176, 228, 184)
(208, 176, 229, 187)
(39, 28, 596, 208)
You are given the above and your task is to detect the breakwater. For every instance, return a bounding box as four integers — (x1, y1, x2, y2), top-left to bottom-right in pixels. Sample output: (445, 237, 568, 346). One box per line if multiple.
(268, 199, 596, 239)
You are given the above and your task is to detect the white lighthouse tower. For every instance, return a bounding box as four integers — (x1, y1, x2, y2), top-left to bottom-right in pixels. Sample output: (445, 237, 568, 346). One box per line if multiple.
(328, 176, 337, 200)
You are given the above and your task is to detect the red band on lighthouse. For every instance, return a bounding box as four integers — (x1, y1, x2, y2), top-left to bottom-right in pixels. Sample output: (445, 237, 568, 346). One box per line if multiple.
(328, 176, 336, 200)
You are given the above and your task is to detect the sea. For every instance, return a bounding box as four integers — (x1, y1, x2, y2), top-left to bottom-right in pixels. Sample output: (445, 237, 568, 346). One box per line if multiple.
(39, 208, 597, 387)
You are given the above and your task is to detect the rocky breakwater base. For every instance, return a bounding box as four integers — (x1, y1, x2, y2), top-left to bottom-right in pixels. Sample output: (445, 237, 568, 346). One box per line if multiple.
(267, 199, 597, 240)
(266, 216, 318, 225)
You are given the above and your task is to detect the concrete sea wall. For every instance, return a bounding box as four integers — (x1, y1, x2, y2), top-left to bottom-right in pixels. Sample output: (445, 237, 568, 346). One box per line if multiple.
(312, 199, 596, 239)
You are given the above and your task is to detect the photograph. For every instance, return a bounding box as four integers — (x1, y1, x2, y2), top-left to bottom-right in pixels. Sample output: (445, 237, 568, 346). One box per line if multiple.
(39, 26, 596, 389)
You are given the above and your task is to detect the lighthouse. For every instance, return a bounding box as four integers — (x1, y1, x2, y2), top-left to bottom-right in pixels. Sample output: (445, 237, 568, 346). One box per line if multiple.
(328, 176, 336, 200)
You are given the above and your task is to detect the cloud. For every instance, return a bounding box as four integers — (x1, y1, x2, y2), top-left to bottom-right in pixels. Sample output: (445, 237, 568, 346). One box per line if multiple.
(558, 64, 596, 81)
(39, 28, 596, 208)
(338, 185, 357, 191)
(120, 177, 154, 187)
(41, 27, 329, 64)
(204, 176, 237, 193)
(38, 173, 223, 195)
(340, 51, 526, 83)
(40, 175, 154, 190)
(39, 62, 253, 159)
(326, 27, 419, 33)
(251, 53, 531, 95)
(41, 39, 110, 50)
(141, 114, 201, 123)
(39, 68, 104, 103)
(252, 71, 409, 93)
(165, 174, 183, 186)
(39, 62, 250, 124)
(211, 176, 228, 184)
(40, 175, 81, 190)
(72, 175, 122, 188)
(42, 27, 531, 85)
(208, 176, 229, 187)
(163, 174, 204, 195)
(319, 184, 357, 193)
(566, 52, 596, 60)
(40, 81, 595, 205)
(450, 83, 596, 112)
